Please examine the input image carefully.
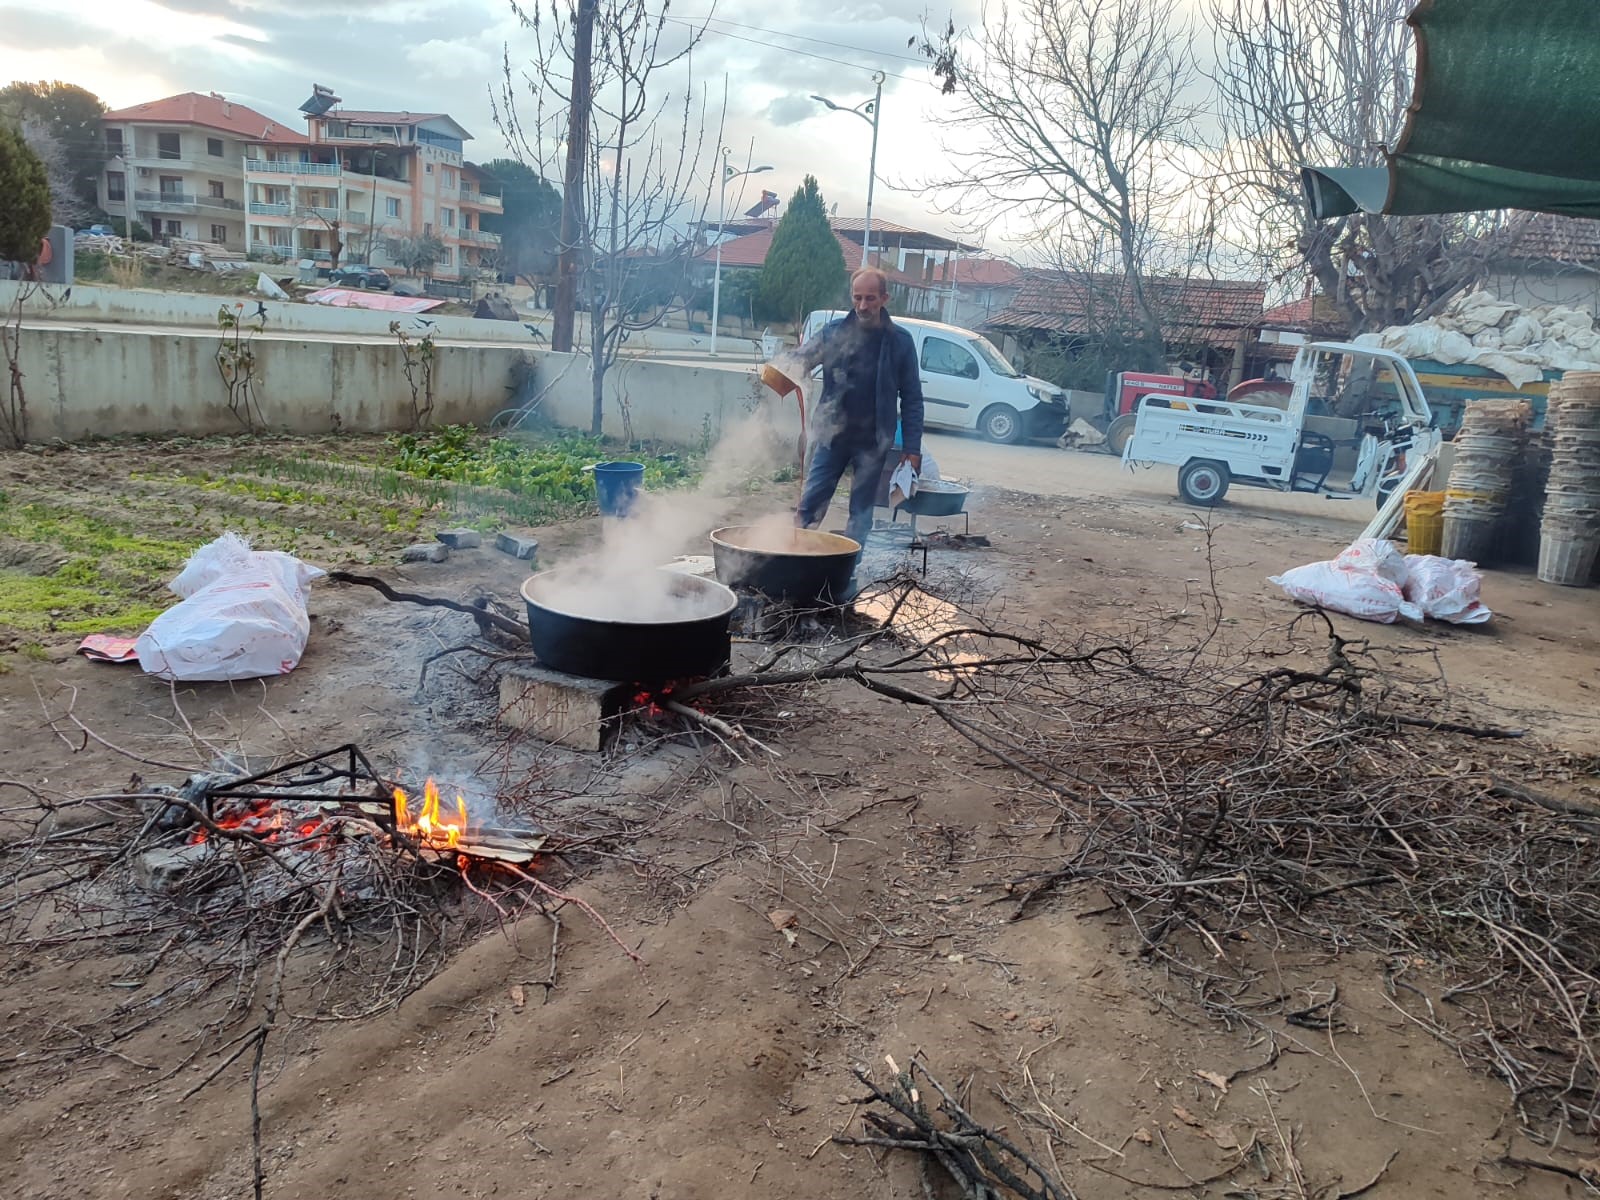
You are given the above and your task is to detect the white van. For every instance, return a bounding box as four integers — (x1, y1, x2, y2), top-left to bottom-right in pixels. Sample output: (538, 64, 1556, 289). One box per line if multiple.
(799, 310, 1067, 443)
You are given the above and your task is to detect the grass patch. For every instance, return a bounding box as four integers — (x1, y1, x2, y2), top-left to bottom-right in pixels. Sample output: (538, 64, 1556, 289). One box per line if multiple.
(0, 497, 192, 634)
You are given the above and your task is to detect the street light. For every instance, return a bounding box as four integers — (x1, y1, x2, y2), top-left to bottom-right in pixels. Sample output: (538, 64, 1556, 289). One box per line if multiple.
(811, 71, 885, 270)
(710, 149, 772, 357)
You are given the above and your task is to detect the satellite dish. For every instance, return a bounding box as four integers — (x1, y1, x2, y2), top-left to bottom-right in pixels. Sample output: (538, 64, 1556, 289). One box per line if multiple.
(299, 84, 340, 117)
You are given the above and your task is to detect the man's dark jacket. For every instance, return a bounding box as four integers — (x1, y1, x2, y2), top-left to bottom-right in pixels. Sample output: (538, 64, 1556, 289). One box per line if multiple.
(797, 312, 924, 455)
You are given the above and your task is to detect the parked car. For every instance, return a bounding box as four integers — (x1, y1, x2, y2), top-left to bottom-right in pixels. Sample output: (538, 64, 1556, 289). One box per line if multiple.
(799, 310, 1066, 443)
(328, 266, 392, 291)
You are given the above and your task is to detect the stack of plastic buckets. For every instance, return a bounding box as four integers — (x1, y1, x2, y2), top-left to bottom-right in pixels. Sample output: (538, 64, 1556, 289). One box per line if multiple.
(1537, 375, 1600, 585)
(1441, 399, 1532, 563)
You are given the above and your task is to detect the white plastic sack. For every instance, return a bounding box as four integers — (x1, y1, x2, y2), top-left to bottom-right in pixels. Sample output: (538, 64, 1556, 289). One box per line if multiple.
(1402, 554, 1493, 624)
(1334, 538, 1408, 585)
(1268, 561, 1422, 624)
(1269, 542, 1492, 626)
(135, 534, 325, 681)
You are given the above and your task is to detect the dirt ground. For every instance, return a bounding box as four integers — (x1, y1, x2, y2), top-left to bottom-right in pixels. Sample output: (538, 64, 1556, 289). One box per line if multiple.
(1, 436, 1596, 1200)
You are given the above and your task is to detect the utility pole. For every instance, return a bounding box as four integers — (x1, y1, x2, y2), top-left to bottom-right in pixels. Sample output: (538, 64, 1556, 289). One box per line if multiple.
(552, 0, 597, 354)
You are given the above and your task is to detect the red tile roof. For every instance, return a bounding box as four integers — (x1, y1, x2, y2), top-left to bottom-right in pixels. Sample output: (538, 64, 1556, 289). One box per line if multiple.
(102, 92, 306, 143)
(1499, 215, 1600, 266)
(952, 257, 1022, 288)
(698, 227, 941, 292)
(989, 269, 1266, 345)
(1260, 293, 1349, 336)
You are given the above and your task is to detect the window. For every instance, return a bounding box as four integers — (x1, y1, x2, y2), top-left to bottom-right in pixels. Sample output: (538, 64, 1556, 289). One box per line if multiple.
(157, 132, 181, 159)
(208, 180, 225, 199)
(210, 224, 228, 243)
(441, 208, 454, 228)
(423, 222, 433, 236)
(105, 129, 123, 155)
(207, 137, 224, 157)
(921, 336, 980, 380)
(443, 168, 455, 188)
(159, 175, 184, 197)
(107, 171, 125, 201)
(346, 190, 362, 208)
(385, 198, 401, 218)
(425, 162, 433, 174)
(438, 247, 452, 266)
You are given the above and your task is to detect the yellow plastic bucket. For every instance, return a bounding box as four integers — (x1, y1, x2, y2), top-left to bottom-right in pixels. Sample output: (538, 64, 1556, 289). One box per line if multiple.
(1405, 490, 1445, 556)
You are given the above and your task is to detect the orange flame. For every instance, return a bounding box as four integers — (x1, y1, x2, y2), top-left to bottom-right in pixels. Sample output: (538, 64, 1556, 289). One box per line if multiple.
(392, 778, 469, 849)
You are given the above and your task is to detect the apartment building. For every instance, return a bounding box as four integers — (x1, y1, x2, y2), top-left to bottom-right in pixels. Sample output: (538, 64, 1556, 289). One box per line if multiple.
(98, 93, 307, 248)
(242, 107, 501, 281)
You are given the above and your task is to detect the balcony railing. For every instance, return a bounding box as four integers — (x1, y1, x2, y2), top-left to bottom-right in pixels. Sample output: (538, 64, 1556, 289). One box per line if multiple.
(136, 190, 197, 210)
(198, 195, 244, 211)
(459, 188, 503, 210)
(249, 202, 292, 217)
(250, 241, 295, 259)
(245, 159, 340, 177)
(293, 205, 340, 222)
(457, 228, 502, 244)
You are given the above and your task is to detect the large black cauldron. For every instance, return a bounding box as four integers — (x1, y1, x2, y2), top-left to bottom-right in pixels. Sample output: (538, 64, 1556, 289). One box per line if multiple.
(710, 526, 862, 606)
(521, 568, 737, 682)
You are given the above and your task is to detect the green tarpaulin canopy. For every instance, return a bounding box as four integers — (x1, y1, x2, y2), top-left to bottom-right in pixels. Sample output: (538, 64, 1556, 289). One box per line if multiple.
(1302, 0, 1600, 219)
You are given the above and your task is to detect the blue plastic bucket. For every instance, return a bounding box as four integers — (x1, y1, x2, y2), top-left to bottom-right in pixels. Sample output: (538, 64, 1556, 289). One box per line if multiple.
(593, 461, 645, 516)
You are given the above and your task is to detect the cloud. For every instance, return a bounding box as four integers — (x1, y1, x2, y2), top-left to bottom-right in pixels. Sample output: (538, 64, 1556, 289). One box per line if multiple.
(762, 94, 819, 128)
(405, 38, 497, 82)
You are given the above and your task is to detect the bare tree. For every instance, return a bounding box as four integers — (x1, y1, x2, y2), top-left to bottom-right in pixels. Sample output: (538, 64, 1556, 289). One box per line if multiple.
(1208, 0, 1530, 332)
(918, 0, 1205, 366)
(20, 118, 91, 229)
(495, 2, 717, 435)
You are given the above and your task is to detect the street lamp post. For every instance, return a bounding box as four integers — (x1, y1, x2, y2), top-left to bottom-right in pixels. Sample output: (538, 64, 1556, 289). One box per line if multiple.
(710, 148, 772, 357)
(810, 71, 885, 269)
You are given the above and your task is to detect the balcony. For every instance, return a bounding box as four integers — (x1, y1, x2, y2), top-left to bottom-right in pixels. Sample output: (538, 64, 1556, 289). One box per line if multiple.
(457, 228, 501, 245)
(249, 202, 292, 217)
(245, 159, 341, 177)
(459, 188, 503, 212)
(250, 241, 295, 259)
(198, 195, 244, 211)
(295, 205, 340, 222)
(136, 190, 198, 211)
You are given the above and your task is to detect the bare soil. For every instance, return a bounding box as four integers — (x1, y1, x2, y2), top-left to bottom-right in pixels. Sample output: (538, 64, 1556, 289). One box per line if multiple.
(1, 438, 1596, 1200)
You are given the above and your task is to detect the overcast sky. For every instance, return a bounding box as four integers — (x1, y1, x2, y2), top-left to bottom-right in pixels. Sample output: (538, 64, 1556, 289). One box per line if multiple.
(6, 0, 1022, 250)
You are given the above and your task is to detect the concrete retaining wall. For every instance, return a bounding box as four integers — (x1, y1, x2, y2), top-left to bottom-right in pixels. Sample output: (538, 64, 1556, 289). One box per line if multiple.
(10, 326, 786, 446)
(13, 325, 529, 439)
(2, 279, 538, 345)
(531, 352, 797, 445)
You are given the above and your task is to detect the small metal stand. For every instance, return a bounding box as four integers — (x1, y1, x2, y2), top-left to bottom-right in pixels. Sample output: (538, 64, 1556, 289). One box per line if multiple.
(874, 506, 975, 576)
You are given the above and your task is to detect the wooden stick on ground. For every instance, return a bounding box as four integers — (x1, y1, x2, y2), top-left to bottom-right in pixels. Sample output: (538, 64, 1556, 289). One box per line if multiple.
(328, 570, 529, 641)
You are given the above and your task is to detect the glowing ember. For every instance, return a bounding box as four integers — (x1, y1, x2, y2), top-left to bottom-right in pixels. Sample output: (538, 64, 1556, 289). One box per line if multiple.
(393, 778, 469, 849)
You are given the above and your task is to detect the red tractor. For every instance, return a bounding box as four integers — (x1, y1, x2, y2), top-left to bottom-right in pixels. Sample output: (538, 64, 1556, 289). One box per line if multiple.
(1102, 369, 1293, 455)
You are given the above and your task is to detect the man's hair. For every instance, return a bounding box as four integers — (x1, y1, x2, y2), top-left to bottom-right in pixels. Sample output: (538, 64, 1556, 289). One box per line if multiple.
(850, 267, 890, 297)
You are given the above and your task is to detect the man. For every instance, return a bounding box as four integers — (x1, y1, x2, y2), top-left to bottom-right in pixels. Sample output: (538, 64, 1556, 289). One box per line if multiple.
(791, 267, 924, 546)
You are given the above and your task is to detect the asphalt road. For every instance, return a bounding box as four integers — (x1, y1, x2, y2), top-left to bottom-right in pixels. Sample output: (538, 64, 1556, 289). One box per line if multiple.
(923, 429, 1373, 527)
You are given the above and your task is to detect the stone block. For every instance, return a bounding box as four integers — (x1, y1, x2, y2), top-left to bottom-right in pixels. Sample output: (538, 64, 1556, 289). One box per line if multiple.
(496, 531, 540, 561)
(134, 843, 219, 893)
(402, 542, 449, 564)
(499, 662, 629, 752)
(436, 527, 482, 549)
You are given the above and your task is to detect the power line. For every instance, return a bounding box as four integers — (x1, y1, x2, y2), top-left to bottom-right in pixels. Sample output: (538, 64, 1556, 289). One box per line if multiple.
(678, 14, 931, 64)
(658, 14, 939, 88)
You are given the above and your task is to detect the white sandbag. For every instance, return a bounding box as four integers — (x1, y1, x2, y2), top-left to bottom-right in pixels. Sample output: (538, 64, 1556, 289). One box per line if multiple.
(1402, 554, 1493, 624)
(135, 533, 325, 681)
(1269, 561, 1421, 624)
(1433, 330, 1477, 364)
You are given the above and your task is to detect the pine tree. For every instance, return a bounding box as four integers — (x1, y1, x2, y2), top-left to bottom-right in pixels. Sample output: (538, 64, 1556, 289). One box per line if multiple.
(757, 176, 848, 327)
(0, 121, 51, 264)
